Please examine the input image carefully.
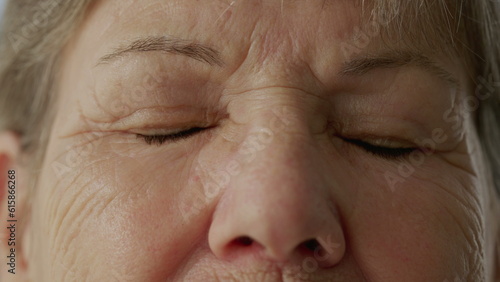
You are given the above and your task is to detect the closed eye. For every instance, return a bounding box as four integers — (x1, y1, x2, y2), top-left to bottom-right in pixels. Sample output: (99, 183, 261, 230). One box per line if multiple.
(344, 138, 417, 160)
(136, 127, 418, 160)
(136, 127, 208, 146)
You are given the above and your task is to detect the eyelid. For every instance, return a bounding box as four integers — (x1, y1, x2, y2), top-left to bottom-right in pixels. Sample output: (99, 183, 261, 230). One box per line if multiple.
(105, 106, 219, 131)
(131, 127, 196, 136)
(337, 132, 415, 148)
(358, 136, 414, 149)
(343, 137, 418, 160)
(136, 126, 211, 145)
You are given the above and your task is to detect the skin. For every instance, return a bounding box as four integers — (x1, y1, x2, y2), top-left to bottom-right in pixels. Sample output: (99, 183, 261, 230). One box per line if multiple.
(0, 0, 498, 281)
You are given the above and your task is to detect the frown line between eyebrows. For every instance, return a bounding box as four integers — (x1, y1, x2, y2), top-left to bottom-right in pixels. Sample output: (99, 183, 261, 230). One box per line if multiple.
(95, 36, 225, 67)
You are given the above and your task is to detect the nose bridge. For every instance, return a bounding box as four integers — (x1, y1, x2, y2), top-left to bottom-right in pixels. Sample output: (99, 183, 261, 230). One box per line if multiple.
(239, 119, 320, 199)
(226, 87, 329, 141)
(230, 93, 326, 196)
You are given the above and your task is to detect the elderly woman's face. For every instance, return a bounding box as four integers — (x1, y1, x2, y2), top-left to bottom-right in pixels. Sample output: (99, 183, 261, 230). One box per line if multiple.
(26, 0, 494, 281)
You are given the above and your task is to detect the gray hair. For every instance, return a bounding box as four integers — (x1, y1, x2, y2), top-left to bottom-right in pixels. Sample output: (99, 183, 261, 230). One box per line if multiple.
(0, 0, 92, 174)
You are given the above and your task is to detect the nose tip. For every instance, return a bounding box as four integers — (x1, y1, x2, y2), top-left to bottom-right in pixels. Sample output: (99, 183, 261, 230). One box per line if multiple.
(208, 190, 346, 268)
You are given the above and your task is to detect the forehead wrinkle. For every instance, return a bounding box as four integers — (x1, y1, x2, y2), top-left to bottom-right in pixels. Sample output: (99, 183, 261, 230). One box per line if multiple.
(215, 0, 238, 24)
(269, 0, 463, 57)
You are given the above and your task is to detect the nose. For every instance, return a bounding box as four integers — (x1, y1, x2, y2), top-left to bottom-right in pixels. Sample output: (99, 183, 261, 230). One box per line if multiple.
(208, 113, 346, 269)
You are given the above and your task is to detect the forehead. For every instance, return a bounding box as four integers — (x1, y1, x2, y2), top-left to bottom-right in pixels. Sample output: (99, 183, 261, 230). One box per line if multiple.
(89, 0, 361, 32)
(58, 0, 468, 118)
(78, 0, 461, 71)
(84, 0, 363, 55)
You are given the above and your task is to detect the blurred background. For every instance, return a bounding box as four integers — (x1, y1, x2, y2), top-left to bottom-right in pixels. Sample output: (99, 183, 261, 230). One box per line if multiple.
(0, 0, 5, 20)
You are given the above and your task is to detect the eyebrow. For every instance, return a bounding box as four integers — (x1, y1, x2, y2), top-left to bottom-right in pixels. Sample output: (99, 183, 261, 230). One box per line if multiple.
(96, 36, 224, 67)
(340, 51, 459, 87)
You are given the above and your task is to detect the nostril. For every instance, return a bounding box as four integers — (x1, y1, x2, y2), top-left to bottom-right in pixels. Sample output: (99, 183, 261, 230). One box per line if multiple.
(219, 236, 260, 260)
(302, 239, 320, 252)
(234, 236, 254, 246)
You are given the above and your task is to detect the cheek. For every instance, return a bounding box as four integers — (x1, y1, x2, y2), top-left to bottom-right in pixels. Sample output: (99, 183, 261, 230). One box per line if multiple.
(342, 159, 484, 280)
(33, 136, 214, 280)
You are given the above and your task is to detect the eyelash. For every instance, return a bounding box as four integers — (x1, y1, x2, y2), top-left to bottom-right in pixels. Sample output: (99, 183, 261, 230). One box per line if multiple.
(136, 128, 417, 160)
(344, 138, 417, 160)
(136, 127, 207, 146)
